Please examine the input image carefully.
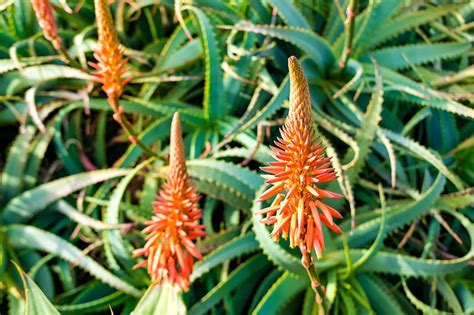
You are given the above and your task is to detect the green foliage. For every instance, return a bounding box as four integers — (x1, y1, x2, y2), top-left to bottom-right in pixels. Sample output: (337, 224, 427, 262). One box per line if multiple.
(0, 0, 473, 314)
(133, 284, 186, 315)
(12, 261, 60, 315)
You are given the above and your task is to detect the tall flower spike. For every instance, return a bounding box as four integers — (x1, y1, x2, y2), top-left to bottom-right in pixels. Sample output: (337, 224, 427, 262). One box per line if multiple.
(31, 0, 62, 51)
(257, 56, 343, 262)
(91, 0, 128, 110)
(133, 113, 206, 291)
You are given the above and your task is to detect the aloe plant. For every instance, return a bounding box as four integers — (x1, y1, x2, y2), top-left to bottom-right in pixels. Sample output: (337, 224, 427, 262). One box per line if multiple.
(0, 0, 473, 314)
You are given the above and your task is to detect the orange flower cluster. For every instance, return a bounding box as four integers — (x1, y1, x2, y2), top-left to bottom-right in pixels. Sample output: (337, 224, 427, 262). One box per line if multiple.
(257, 56, 343, 260)
(31, 0, 62, 51)
(91, 0, 128, 109)
(133, 113, 206, 290)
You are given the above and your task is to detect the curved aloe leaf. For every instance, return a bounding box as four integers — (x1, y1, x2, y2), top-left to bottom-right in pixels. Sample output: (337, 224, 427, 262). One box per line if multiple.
(7, 225, 142, 297)
(340, 173, 445, 247)
(189, 254, 269, 315)
(184, 6, 225, 122)
(187, 159, 263, 209)
(12, 261, 60, 315)
(0, 56, 58, 74)
(20, 65, 93, 82)
(363, 64, 474, 119)
(263, 0, 310, 29)
(232, 23, 335, 73)
(359, 4, 467, 52)
(2, 169, 129, 224)
(253, 271, 308, 315)
(383, 130, 465, 190)
(191, 232, 259, 281)
(104, 159, 152, 272)
(55, 291, 128, 313)
(252, 187, 304, 275)
(324, 210, 473, 278)
(345, 62, 383, 183)
(361, 43, 471, 70)
(1, 125, 35, 203)
(402, 278, 451, 314)
(132, 284, 185, 315)
(358, 274, 405, 314)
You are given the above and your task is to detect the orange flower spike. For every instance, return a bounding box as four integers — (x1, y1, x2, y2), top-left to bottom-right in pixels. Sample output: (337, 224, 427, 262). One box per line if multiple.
(133, 113, 206, 291)
(31, 0, 62, 51)
(92, 0, 128, 109)
(257, 56, 343, 261)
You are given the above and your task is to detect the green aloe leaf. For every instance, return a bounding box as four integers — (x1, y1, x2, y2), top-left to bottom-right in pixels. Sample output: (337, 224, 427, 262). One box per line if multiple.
(361, 43, 471, 70)
(263, 0, 310, 29)
(2, 169, 130, 223)
(383, 130, 465, 190)
(1, 125, 35, 203)
(7, 225, 142, 297)
(189, 254, 270, 315)
(359, 4, 467, 52)
(55, 291, 128, 313)
(0, 56, 58, 74)
(157, 40, 202, 72)
(20, 65, 94, 82)
(191, 232, 259, 281)
(252, 271, 308, 315)
(132, 284, 186, 315)
(402, 278, 449, 314)
(349, 186, 387, 274)
(324, 210, 473, 278)
(12, 261, 60, 315)
(252, 187, 304, 276)
(332, 0, 402, 55)
(345, 62, 383, 183)
(184, 6, 225, 122)
(104, 159, 152, 275)
(357, 274, 404, 315)
(187, 159, 263, 209)
(363, 64, 474, 119)
(437, 278, 464, 314)
(232, 23, 335, 73)
(340, 173, 445, 248)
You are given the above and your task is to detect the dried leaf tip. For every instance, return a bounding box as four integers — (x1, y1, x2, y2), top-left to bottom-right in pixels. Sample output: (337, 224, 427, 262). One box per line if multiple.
(133, 112, 205, 291)
(256, 56, 343, 261)
(31, 0, 62, 51)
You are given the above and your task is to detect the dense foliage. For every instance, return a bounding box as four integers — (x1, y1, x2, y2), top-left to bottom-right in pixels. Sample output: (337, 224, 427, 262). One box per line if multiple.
(1, 0, 473, 314)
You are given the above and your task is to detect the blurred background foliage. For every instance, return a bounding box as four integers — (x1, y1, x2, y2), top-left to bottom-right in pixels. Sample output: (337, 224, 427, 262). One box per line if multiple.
(0, 0, 473, 314)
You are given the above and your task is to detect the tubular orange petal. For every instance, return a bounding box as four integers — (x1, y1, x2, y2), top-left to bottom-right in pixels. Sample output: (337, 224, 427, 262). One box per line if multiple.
(256, 205, 280, 215)
(256, 183, 285, 202)
(315, 200, 343, 219)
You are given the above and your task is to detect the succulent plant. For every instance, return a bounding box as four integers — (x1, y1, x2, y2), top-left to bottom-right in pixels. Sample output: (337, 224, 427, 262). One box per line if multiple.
(0, 1, 473, 314)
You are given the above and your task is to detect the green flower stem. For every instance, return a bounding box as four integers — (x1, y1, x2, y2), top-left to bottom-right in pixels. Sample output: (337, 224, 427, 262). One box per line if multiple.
(109, 96, 158, 157)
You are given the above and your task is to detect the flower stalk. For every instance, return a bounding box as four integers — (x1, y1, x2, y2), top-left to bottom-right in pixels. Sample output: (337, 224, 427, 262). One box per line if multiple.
(133, 112, 205, 290)
(92, 0, 156, 156)
(257, 56, 344, 302)
(31, 0, 62, 51)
